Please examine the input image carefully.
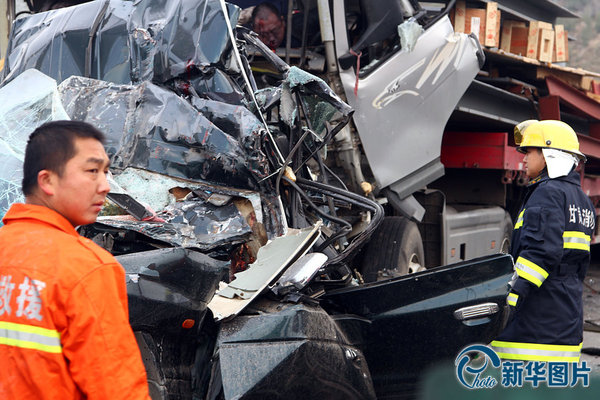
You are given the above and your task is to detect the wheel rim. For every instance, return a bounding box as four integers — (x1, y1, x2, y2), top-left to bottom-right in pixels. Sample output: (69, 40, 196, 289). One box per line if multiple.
(361, 216, 426, 282)
(500, 237, 510, 254)
(407, 253, 425, 274)
(377, 253, 425, 280)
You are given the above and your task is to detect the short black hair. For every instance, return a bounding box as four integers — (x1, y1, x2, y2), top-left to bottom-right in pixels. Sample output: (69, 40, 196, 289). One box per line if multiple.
(251, 2, 281, 26)
(22, 120, 106, 196)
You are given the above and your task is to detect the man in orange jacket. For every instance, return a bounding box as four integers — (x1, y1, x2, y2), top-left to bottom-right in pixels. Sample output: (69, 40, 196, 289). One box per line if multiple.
(0, 121, 150, 399)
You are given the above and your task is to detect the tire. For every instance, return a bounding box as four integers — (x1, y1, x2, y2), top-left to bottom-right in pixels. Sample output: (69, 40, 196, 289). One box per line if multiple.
(360, 216, 425, 283)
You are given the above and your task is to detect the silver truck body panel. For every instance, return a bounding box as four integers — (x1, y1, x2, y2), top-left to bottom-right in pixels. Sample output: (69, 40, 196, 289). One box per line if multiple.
(332, 9, 480, 191)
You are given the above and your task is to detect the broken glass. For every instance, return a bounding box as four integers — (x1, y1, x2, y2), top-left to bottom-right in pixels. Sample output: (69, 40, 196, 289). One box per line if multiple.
(93, 167, 283, 251)
(94, 193, 252, 251)
(0, 69, 69, 222)
(398, 17, 424, 52)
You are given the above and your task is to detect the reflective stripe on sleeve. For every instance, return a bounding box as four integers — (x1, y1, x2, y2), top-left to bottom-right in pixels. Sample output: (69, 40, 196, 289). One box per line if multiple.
(490, 340, 582, 362)
(514, 209, 525, 230)
(563, 231, 591, 251)
(0, 321, 62, 354)
(507, 292, 519, 307)
(515, 257, 549, 287)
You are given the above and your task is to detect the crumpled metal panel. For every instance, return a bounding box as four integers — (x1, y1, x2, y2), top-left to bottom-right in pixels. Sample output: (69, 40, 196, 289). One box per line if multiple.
(161, 199, 252, 245)
(0, 67, 285, 242)
(216, 302, 376, 400)
(217, 223, 321, 300)
(178, 70, 245, 105)
(58, 75, 269, 190)
(207, 223, 321, 321)
(190, 97, 264, 143)
(2, 0, 240, 87)
(253, 66, 354, 164)
(112, 167, 265, 223)
(94, 197, 252, 251)
(116, 247, 228, 330)
(190, 97, 270, 180)
(92, 167, 277, 252)
(256, 66, 353, 132)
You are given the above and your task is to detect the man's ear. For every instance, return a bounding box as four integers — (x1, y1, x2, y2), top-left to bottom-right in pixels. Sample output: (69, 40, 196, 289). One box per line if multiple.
(37, 169, 56, 196)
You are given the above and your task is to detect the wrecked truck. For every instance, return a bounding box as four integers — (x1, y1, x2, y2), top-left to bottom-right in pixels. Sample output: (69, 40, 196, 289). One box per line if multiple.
(0, 0, 513, 399)
(235, 0, 519, 279)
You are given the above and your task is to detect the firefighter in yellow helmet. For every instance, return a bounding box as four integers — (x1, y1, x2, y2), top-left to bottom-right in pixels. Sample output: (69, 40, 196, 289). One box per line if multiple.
(491, 120, 595, 362)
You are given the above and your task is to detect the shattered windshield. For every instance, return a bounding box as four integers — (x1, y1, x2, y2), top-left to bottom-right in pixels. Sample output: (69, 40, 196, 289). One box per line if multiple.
(0, 69, 70, 220)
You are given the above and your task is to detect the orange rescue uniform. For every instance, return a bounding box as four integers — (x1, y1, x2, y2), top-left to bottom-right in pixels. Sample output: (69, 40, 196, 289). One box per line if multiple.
(0, 203, 150, 399)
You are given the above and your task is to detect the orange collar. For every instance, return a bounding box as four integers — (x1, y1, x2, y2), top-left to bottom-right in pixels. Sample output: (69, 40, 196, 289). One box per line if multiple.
(2, 203, 79, 237)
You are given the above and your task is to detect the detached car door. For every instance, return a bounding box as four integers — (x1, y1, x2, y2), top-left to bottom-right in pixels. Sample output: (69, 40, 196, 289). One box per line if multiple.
(321, 253, 513, 398)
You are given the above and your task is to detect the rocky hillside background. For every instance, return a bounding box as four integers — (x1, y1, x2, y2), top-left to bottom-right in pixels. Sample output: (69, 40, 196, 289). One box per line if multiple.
(556, 0, 600, 72)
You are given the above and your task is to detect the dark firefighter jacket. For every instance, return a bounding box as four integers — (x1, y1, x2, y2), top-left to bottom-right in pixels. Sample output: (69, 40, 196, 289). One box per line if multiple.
(491, 169, 595, 362)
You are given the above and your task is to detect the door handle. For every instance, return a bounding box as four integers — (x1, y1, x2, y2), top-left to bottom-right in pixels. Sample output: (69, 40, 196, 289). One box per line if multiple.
(453, 302, 499, 321)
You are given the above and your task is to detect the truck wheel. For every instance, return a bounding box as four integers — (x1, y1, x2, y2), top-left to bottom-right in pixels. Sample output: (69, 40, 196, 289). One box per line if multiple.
(360, 216, 425, 282)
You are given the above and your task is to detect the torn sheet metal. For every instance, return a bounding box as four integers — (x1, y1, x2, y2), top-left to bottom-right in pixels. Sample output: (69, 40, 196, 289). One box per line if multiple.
(116, 247, 228, 329)
(190, 97, 264, 143)
(287, 66, 353, 131)
(95, 196, 252, 251)
(105, 193, 158, 221)
(57, 76, 270, 190)
(111, 167, 289, 239)
(112, 168, 263, 221)
(161, 198, 251, 243)
(98, 167, 283, 251)
(255, 66, 353, 150)
(189, 97, 270, 180)
(170, 70, 246, 105)
(2, 0, 240, 87)
(0, 69, 69, 222)
(208, 222, 321, 321)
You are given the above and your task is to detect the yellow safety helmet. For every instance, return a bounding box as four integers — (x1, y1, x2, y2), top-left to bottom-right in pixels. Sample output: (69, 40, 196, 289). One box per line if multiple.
(514, 119, 586, 161)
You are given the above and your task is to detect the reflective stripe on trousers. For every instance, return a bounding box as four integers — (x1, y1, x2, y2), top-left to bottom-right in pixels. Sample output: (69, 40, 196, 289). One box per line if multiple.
(490, 340, 582, 362)
(0, 321, 62, 353)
